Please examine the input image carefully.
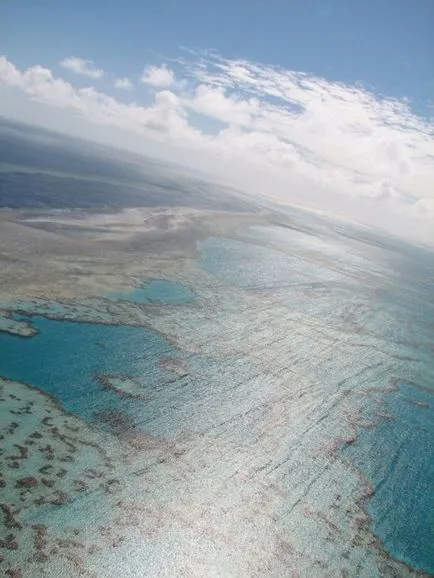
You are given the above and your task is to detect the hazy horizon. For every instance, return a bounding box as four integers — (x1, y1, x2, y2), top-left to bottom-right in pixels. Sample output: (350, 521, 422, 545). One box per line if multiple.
(1, 0, 433, 244)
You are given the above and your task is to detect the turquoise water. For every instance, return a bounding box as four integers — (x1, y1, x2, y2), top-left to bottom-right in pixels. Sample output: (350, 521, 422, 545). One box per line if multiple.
(199, 232, 434, 573)
(343, 383, 434, 573)
(106, 279, 195, 304)
(1, 226, 433, 576)
(0, 315, 181, 429)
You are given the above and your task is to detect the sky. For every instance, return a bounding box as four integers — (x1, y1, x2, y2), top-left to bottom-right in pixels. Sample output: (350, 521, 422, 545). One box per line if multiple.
(0, 0, 433, 243)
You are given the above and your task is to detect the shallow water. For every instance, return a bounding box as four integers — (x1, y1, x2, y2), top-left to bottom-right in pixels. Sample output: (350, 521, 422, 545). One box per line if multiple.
(343, 383, 434, 573)
(106, 279, 195, 304)
(1, 222, 433, 576)
(0, 316, 181, 427)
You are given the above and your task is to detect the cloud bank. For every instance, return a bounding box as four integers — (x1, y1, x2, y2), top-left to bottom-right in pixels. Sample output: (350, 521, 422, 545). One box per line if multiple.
(0, 51, 433, 243)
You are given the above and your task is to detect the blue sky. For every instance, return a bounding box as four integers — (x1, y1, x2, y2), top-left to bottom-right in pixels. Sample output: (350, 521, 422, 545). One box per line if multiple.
(1, 0, 433, 113)
(0, 0, 433, 243)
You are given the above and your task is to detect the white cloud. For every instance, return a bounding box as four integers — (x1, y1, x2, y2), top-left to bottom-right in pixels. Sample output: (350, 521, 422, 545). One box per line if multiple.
(0, 55, 21, 85)
(1, 52, 433, 244)
(184, 84, 260, 126)
(60, 56, 104, 79)
(114, 77, 133, 90)
(0, 56, 201, 144)
(141, 64, 174, 88)
(415, 198, 434, 216)
(182, 52, 434, 207)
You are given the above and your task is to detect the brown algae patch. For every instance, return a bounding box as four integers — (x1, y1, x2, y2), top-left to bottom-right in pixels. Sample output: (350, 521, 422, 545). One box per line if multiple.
(158, 356, 189, 378)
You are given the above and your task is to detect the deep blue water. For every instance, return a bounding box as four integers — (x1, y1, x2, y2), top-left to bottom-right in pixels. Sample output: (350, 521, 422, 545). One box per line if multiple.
(106, 279, 195, 304)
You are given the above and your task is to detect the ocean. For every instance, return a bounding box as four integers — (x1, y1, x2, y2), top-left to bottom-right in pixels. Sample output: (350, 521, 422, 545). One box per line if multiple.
(0, 221, 433, 576)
